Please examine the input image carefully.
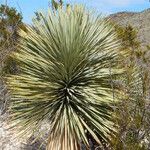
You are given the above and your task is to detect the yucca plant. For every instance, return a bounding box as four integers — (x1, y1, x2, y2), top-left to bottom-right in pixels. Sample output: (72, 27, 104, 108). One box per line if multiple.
(7, 6, 122, 150)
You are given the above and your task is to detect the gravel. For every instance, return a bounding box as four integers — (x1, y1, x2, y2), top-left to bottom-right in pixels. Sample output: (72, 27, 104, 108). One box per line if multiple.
(0, 113, 46, 150)
(0, 79, 46, 150)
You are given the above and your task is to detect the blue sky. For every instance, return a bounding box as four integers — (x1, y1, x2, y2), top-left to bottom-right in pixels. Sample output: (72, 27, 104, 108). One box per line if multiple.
(0, 0, 150, 23)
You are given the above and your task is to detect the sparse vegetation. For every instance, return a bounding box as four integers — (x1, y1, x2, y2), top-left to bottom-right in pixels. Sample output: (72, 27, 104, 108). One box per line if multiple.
(0, 4, 25, 75)
(0, 2, 150, 150)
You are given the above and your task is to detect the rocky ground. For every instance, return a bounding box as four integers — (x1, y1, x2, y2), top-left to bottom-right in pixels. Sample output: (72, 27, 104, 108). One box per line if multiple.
(0, 113, 24, 150)
(0, 112, 46, 150)
(0, 79, 25, 150)
(0, 79, 46, 150)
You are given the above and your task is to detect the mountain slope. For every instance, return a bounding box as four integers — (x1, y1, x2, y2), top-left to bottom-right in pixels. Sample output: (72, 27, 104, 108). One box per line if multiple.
(109, 8, 150, 47)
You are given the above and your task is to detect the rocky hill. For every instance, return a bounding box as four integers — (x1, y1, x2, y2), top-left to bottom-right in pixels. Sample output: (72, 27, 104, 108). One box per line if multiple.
(109, 8, 150, 48)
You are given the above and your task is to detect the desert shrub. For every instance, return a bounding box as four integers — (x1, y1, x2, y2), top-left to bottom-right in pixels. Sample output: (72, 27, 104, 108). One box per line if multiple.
(7, 5, 123, 150)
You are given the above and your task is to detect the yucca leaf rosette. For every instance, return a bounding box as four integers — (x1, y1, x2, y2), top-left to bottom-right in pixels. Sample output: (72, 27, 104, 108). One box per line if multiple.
(7, 6, 122, 150)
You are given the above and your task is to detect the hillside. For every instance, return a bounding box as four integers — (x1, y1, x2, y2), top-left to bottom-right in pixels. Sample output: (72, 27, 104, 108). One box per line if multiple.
(109, 8, 150, 47)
